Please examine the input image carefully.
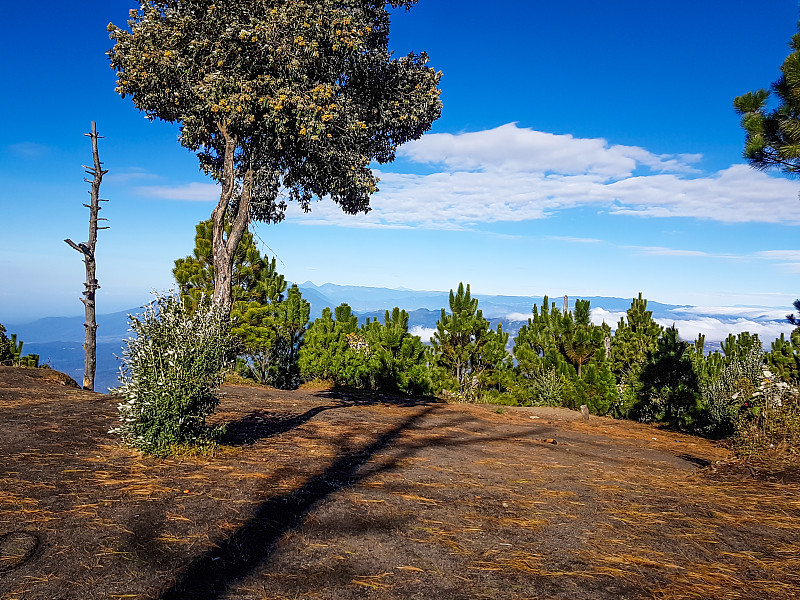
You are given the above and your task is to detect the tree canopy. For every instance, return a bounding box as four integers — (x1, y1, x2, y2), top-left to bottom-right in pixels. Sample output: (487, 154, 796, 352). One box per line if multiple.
(109, 1, 441, 309)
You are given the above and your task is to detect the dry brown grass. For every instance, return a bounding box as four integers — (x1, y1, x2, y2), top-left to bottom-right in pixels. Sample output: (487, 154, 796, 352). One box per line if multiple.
(2, 367, 800, 600)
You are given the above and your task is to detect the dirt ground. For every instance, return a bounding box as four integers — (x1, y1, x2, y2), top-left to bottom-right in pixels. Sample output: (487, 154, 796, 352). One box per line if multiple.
(1, 365, 799, 600)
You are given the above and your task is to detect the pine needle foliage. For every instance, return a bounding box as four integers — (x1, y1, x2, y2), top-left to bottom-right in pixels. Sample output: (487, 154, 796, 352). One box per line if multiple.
(0, 324, 13, 366)
(299, 304, 431, 395)
(633, 326, 701, 428)
(174, 219, 309, 388)
(734, 20, 800, 175)
(431, 283, 510, 399)
(768, 329, 800, 382)
(174, 219, 285, 311)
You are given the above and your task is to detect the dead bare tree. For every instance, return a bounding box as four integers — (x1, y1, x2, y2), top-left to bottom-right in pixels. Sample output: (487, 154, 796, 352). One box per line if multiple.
(65, 122, 109, 391)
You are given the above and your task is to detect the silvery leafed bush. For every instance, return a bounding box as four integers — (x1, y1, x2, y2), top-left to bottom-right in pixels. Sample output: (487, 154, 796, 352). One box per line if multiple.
(111, 292, 234, 455)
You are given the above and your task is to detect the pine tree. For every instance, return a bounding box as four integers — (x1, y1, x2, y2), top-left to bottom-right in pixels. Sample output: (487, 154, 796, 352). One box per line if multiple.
(767, 329, 800, 381)
(689, 333, 724, 386)
(634, 326, 701, 428)
(363, 307, 432, 394)
(574, 359, 617, 416)
(299, 304, 430, 394)
(431, 283, 508, 397)
(734, 19, 800, 175)
(174, 219, 310, 388)
(721, 332, 762, 362)
(562, 299, 605, 378)
(0, 324, 13, 366)
(611, 293, 664, 377)
(299, 307, 342, 383)
(174, 219, 285, 311)
(513, 295, 568, 377)
(271, 284, 311, 389)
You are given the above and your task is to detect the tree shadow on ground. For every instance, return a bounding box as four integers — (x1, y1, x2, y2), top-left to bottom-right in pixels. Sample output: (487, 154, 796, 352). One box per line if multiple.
(677, 453, 712, 468)
(219, 387, 442, 446)
(218, 406, 333, 446)
(313, 386, 445, 407)
(158, 403, 528, 600)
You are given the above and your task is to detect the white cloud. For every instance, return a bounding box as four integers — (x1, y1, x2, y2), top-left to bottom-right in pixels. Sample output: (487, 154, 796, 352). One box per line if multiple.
(409, 325, 436, 343)
(757, 250, 800, 274)
(592, 306, 792, 343)
(627, 245, 717, 258)
(548, 236, 604, 244)
(398, 123, 700, 178)
(605, 165, 798, 223)
(133, 123, 800, 228)
(505, 312, 532, 322)
(137, 182, 220, 202)
(668, 306, 790, 320)
(274, 124, 800, 229)
(655, 317, 792, 344)
(591, 308, 629, 327)
(759, 250, 800, 261)
(105, 168, 162, 184)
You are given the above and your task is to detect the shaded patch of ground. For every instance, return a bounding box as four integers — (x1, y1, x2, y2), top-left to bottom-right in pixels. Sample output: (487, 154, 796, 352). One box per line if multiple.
(1, 365, 799, 599)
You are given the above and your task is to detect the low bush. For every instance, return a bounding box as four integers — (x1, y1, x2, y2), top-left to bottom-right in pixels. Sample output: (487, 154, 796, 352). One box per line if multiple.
(299, 305, 432, 396)
(730, 369, 800, 458)
(512, 366, 565, 407)
(699, 345, 764, 438)
(0, 324, 13, 365)
(111, 292, 235, 456)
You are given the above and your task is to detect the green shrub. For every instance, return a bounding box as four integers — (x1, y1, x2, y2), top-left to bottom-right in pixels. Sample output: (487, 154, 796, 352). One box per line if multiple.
(111, 292, 235, 456)
(0, 324, 13, 365)
(766, 329, 800, 382)
(632, 326, 701, 429)
(299, 305, 432, 396)
(513, 366, 565, 407)
(0, 325, 38, 368)
(699, 345, 764, 438)
(731, 370, 800, 457)
(573, 360, 618, 416)
(608, 364, 641, 419)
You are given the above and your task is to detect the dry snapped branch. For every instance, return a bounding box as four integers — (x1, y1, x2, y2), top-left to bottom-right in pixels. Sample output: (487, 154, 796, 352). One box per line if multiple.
(64, 121, 109, 391)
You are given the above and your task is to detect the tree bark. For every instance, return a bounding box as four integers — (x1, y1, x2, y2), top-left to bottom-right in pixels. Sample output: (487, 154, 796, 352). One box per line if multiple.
(211, 123, 252, 313)
(65, 122, 108, 391)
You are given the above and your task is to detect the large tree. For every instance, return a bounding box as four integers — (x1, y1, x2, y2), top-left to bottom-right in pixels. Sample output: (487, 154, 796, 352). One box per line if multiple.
(109, 1, 441, 310)
(734, 19, 800, 175)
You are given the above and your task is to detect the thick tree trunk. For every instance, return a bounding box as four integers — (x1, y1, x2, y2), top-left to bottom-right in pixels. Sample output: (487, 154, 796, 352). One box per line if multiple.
(65, 122, 108, 391)
(211, 123, 252, 313)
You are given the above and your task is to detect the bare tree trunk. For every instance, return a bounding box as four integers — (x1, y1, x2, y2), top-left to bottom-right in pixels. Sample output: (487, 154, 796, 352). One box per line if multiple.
(211, 123, 251, 313)
(65, 122, 109, 391)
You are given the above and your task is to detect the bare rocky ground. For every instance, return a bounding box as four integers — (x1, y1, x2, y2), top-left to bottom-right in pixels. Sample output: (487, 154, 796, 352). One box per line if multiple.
(1, 365, 799, 600)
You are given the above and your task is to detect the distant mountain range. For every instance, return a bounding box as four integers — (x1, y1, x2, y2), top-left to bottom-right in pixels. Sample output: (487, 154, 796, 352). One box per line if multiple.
(297, 281, 684, 320)
(4, 282, 790, 392)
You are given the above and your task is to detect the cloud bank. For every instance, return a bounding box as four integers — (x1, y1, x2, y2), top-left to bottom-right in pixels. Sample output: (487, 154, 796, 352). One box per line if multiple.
(589, 307, 793, 345)
(136, 123, 800, 228)
(409, 325, 437, 344)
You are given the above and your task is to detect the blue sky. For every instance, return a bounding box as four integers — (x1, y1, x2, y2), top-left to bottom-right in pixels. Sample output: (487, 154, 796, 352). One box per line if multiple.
(2, 0, 800, 337)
